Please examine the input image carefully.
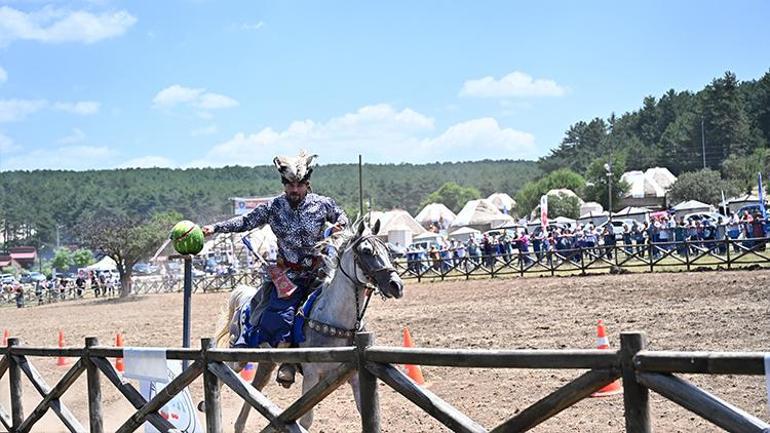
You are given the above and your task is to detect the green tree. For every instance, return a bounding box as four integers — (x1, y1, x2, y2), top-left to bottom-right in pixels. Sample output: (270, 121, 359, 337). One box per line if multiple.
(584, 155, 629, 212)
(702, 72, 759, 165)
(547, 194, 581, 219)
(72, 248, 96, 268)
(75, 210, 182, 297)
(420, 182, 481, 213)
(515, 169, 586, 216)
(51, 248, 74, 273)
(667, 169, 740, 205)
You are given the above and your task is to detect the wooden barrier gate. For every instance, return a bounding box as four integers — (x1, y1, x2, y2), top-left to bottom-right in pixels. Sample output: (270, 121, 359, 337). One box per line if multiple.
(0, 332, 767, 433)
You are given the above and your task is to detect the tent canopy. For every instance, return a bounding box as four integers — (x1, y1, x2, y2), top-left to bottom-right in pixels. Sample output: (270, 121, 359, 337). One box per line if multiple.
(580, 202, 604, 215)
(614, 206, 651, 216)
(369, 209, 427, 236)
(449, 226, 481, 236)
(621, 171, 666, 198)
(644, 167, 677, 190)
(487, 193, 516, 213)
(672, 200, 713, 212)
(86, 256, 117, 271)
(414, 203, 456, 226)
(451, 199, 514, 228)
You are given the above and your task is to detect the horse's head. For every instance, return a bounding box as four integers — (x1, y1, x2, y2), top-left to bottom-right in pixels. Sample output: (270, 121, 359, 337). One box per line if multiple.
(346, 219, 404, 299)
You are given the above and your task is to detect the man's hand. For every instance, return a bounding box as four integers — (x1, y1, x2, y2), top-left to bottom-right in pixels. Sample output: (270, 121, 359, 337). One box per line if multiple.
(331, 222, 344, 233)
(202, 225, 215, 236)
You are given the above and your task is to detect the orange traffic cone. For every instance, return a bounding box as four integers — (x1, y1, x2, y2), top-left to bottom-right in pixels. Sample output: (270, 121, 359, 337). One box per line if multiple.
(2, 329, 8, 346)
(56, 330, 69, 366)
(240, 362, 256, 382)
(591, 320, 622, 397)
(402, 327, 425, 385)
(115, 332, 125, 373)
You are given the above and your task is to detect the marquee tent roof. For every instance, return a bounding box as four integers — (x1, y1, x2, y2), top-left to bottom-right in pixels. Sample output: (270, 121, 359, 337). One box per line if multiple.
(451, 199, 514, 228)
(644, 167, 677, 190)
(86, 256, 118, 271)
(580, 202, 604, 215)
(486, 193, 516, 213)
(621, 171, 666, 198)
(369, 209, 427, 235)
(672, 200, 713, 212)
(414, 203, 456, 226)
(614, 206, 651, 216)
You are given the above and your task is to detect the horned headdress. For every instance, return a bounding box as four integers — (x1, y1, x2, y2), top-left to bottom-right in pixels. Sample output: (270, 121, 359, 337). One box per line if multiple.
(273, 150, 318, 183)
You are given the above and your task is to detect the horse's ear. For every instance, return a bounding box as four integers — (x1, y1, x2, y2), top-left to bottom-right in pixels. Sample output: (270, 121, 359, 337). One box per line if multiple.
(372, 219, 381, 235)
(356, 219, 366, 237)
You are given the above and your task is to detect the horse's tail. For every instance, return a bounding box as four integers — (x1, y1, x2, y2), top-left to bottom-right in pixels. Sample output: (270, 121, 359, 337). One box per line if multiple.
(214, 284, 258, 348)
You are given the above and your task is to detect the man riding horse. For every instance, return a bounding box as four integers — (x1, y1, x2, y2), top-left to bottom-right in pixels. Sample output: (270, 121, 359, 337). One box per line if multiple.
(202, 150, 348, 387)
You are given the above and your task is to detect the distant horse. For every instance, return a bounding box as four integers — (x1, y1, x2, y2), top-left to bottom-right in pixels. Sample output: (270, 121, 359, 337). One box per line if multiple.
(213, 219, 404, 432)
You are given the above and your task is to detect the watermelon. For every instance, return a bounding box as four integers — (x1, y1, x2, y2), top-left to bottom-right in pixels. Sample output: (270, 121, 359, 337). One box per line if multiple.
(170, 220, 205, 255)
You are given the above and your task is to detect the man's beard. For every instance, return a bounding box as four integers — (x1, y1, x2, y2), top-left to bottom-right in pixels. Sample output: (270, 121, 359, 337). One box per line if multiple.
(287, 192, 305, 206)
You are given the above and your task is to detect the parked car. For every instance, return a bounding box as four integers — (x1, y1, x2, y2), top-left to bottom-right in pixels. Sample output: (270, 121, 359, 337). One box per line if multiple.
(483, 224, 527, 239)
(683, 212, 724, 224)
(598, 218, 638, 240)
(132, 262, 159, 275)
(1, 273, 17, 285)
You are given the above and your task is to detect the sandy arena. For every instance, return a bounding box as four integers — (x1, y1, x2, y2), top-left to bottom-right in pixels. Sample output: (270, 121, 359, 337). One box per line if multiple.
(1, 269, 769, 432)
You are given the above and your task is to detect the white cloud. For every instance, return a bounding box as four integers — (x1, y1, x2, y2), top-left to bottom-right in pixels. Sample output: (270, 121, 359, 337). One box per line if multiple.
(0, 99, 47, 122)
(119, 155, 174, 169)
(57, 127, 86, 144)
(0, 144, 115, 170)
(0, 99, 100, 122)
(0, 66, 6, 83)
(152, 84, 239, 111)
(240, 21, 264, 31)
(53, 101, 100, 115)
(0, 6, 137, 46)
(187, 104, 536, 167)
(460, 71, 567, 98)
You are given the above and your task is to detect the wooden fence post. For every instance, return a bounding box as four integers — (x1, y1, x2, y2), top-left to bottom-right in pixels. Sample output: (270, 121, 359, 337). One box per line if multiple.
(201, 338, 222, 433)
(85, 337, 104, 433)
(8, 337, 24, 430)
(685, 240, 691, 271)
(620, 332, 650, 433)
(356, 332, 380, 433)
(726, 238, 732, 270)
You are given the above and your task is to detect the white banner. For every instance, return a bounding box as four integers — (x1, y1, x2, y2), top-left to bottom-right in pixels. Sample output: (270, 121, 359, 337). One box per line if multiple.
(141, 361, 203, 433)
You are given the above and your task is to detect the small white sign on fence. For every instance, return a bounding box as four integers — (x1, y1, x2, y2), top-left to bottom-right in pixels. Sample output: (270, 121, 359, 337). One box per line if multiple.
(140, 360, 203, 433)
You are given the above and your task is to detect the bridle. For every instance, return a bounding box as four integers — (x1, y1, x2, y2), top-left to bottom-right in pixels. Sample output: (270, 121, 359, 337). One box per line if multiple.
(335, 233, 397, 332)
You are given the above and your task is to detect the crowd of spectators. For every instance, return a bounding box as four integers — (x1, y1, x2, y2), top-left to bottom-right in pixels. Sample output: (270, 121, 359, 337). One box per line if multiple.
(1, 270, 120, 308)
(404, 210, 769, 274)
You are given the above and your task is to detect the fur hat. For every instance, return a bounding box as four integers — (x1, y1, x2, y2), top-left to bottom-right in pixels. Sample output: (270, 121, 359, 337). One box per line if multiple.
(273, 150, 317, 183)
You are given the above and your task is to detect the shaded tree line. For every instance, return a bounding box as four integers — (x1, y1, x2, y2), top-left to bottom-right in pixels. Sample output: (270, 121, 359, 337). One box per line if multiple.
(0, 160, 540, 248)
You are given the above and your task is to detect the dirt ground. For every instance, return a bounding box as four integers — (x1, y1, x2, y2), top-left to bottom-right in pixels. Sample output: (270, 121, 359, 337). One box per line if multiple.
(1, 269, 769, 432)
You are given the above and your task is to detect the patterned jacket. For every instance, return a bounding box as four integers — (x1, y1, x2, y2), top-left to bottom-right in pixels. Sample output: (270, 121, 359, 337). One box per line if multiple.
(213, 193, 348, 269)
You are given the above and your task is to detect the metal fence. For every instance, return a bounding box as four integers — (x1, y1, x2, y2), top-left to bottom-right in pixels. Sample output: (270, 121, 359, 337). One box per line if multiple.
(394, 236, 770, 282)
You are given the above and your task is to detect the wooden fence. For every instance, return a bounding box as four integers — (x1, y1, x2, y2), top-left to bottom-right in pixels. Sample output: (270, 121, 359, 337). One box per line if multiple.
(1, 332, 767, 432)
(395, 236, 770, 282)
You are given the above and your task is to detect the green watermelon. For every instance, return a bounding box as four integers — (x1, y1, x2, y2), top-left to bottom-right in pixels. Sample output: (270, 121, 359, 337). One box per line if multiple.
(170, 220, 205, 255)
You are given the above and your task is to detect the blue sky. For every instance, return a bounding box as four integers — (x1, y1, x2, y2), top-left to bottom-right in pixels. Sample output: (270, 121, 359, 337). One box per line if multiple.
(1, 0, 769, 170)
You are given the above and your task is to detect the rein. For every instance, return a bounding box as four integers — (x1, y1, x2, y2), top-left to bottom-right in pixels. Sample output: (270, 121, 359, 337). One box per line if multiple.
(312, 233, 395, 338)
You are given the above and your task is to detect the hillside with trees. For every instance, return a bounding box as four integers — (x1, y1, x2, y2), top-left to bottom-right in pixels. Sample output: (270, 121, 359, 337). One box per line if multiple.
(516, 69, 770, 216)
(0, 160, 540, 248)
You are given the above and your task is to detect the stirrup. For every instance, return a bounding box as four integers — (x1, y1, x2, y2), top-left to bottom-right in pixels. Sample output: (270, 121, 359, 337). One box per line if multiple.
(276, 364, 296, 388)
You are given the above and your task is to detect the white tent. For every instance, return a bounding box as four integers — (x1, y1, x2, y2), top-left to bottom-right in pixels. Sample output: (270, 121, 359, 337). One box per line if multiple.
(86, 256, 117, 271)
(414, 203, 456, 227)
(577, 210, 609, 225)
(672, 200, 714, 214)
(644, 167, 677, 191)
(621, 171, 666, 198)
(613, 206, 651, 223)
(486, 193, 516, 214)
(369, 209, 427, 246)
(451, 199, 514, 229)
(580, 202, 604, 215)
(552, 216, 577, 226)
(448, 227, 481, 243)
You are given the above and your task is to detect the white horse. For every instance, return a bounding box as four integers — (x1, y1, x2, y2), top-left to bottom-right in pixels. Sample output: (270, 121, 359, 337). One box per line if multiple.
(213, 219, 404, 431)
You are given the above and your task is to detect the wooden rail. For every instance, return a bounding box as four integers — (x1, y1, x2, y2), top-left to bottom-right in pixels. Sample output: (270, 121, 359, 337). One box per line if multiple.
(0, 332, 767, 432)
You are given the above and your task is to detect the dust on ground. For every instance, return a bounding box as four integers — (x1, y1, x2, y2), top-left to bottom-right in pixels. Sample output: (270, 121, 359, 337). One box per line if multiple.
(1, 269, 768, 432)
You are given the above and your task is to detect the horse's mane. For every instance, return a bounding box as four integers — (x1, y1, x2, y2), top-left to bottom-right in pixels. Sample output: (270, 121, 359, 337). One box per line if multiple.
(313, 224, 356, 286)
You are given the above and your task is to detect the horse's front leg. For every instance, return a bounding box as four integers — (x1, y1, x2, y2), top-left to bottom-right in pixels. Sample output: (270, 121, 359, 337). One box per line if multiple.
(299, 365, 320, 430)
(234, 361, 276, 433)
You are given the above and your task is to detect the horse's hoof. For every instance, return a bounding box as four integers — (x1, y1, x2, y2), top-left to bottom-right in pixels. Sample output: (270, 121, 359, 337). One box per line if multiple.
(276, 363, 296, 388)
(197, 401, 206, 412)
